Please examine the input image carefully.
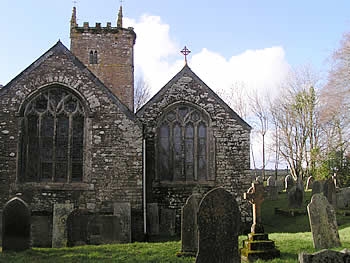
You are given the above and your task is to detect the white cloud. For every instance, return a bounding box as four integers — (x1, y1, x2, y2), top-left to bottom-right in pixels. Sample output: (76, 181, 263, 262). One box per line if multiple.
(125, 14, 290, 169)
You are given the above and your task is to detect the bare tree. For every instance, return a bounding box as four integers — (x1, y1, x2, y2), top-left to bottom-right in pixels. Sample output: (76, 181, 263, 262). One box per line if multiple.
(249, 91, 269, 179)
(270, 66, 322, 180)
(134, 76, 151, 112)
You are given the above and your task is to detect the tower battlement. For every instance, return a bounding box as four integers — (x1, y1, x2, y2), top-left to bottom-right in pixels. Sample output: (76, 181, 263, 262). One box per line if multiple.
(70, 6, 136, 111)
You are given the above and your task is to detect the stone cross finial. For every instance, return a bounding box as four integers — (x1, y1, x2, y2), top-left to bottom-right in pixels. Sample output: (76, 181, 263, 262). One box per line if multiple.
(181, 46, 191, 64)
(244, 181, 265, 233)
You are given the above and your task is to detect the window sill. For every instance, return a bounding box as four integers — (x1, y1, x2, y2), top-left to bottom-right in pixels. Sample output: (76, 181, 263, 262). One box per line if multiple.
(16, 182, 94, 191)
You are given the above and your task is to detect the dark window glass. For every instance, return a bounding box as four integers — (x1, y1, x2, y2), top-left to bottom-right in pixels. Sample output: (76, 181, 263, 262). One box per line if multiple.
(157, 105, 209, 182)
(22, 87, 85, 182)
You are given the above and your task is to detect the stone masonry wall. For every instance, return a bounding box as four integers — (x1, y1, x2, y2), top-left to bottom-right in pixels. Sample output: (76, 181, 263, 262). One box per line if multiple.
(0, 42, 143, 241)
(137, 66, 252, 233)
(70, 23, 135, 111)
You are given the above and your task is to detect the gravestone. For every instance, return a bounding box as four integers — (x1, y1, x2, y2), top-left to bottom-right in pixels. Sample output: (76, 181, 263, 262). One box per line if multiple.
(181, 194, 201, 255)
(299, 249, 350, 263)
(311, 180, 323, 196)
(266, 176, 275, 187)
(113, 202, 131, 242)
(256, 175, 263, 184)
(241, 182, 280, 262)
(2, 197, 31, 251)
(307, 194, 341, 249)
(285, 174, 294, 192)
(323, 177, 337, 205)
(288, 186, 303, 208)
(195, 188, 240, 263)
(31, 213, 51, 247)
(336, 188, 350, 209)
(147, 203, 159, 235)
(67, 209, 90, 246)
(305, 176, 314, 191)
(160, 208, 176, 236)
(52, 203, 74, 248)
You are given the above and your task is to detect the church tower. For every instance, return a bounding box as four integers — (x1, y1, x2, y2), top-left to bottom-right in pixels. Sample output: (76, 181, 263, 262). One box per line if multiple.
(70, 6, 136, 111)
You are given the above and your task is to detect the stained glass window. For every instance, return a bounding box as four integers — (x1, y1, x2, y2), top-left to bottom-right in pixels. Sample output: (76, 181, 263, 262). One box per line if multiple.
(21, 87, 85, 182)
(157, 104, 210, 182)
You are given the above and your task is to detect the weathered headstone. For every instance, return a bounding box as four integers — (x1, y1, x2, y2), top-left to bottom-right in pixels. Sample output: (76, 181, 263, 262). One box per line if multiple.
(113, 202, 131, 242)
(336, 188, 350, 209)
(160, 208, 176, 236)
(266, 176, 275, 187)
(288, 186, 303, 208)
(323, 177, 337, 206)
(31, 213, 51, 247)
(285, 174, 294, 192)
(2, 197, 31, 251)
(195, 188, 240, 263)
(181, 194, 201, 254)
(147, 203, 159, 235)
(307, 194, 341, 249)
(299, 249, 350, 263)
(311, 180, 323, 196)
(244, 182, 265, 234)
(256, 175, 263, 184)
(67, 209, 90, 246)
(266, 185, 278, 201)
(52, 203, 74, 248)
(305, 176, 314, 191)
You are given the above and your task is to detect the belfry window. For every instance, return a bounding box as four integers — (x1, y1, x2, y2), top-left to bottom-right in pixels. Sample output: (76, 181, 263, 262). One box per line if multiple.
(157, 104, 211, 182)
(21, 87, 85, 182)
(89, 50, 98, 64)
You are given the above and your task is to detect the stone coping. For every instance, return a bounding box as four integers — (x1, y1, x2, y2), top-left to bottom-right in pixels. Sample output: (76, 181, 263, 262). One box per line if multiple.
(15, 182, 94, 191)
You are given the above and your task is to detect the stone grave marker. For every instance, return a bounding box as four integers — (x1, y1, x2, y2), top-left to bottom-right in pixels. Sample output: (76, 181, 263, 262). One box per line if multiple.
(266, 176, 275, 187)
(160, 208, 176, 236)
(305, 176, 314, 191)
(2, 197, 31, 251)
(307, 193, 341, 249)
(67, 209, 90, 246)
(311, 180, 323, 196)
(52, 203, 74, 248)
(113, 202, 131, 243)
(147, 203, 159, 235)
(323, 177, 336, 205)
(255, 175, 263, 184)
(336, 188, 350, 209)
(299, 249, 350, 263)
(195, 187, 240, 263)
(241, 182, 280, 261)
(288, 186, 303, 208)
(285, 174, 294, 192)
(181, 194, 201, 255)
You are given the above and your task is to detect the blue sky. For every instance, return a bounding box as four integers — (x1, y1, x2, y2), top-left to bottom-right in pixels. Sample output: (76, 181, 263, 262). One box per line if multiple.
(1, 0, 350, 87)
(2, 0, 350, 169)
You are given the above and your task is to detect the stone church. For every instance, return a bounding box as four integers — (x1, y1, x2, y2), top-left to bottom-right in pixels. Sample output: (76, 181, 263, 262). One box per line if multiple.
(0, 6, 251, 246)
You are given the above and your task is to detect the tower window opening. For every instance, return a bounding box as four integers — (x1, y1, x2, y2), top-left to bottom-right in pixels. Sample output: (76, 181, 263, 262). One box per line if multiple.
(89, 50, 98, 64)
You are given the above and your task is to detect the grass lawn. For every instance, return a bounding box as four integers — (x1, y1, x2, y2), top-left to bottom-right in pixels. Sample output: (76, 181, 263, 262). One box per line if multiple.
(1, 191, 350, 262)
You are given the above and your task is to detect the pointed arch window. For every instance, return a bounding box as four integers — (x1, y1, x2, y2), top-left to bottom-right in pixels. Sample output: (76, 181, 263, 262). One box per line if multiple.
(157, 104, 212, 182)
(20, 87, 85, 182)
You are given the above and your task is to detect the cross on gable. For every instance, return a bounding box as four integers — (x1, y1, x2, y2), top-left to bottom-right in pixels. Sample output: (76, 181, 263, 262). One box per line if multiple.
(181, 46, 191, 64)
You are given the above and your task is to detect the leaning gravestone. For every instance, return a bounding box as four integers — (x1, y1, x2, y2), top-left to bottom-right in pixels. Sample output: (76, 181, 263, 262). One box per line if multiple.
(195, 188, 240, 263)
(285, 174, 294, 192)
(307, 193, 341, 249)
(52, 203, 74, 248)
(299, 249, 350, 263)
(181, 194, 201, 255)
(2, 197, 31, 251)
